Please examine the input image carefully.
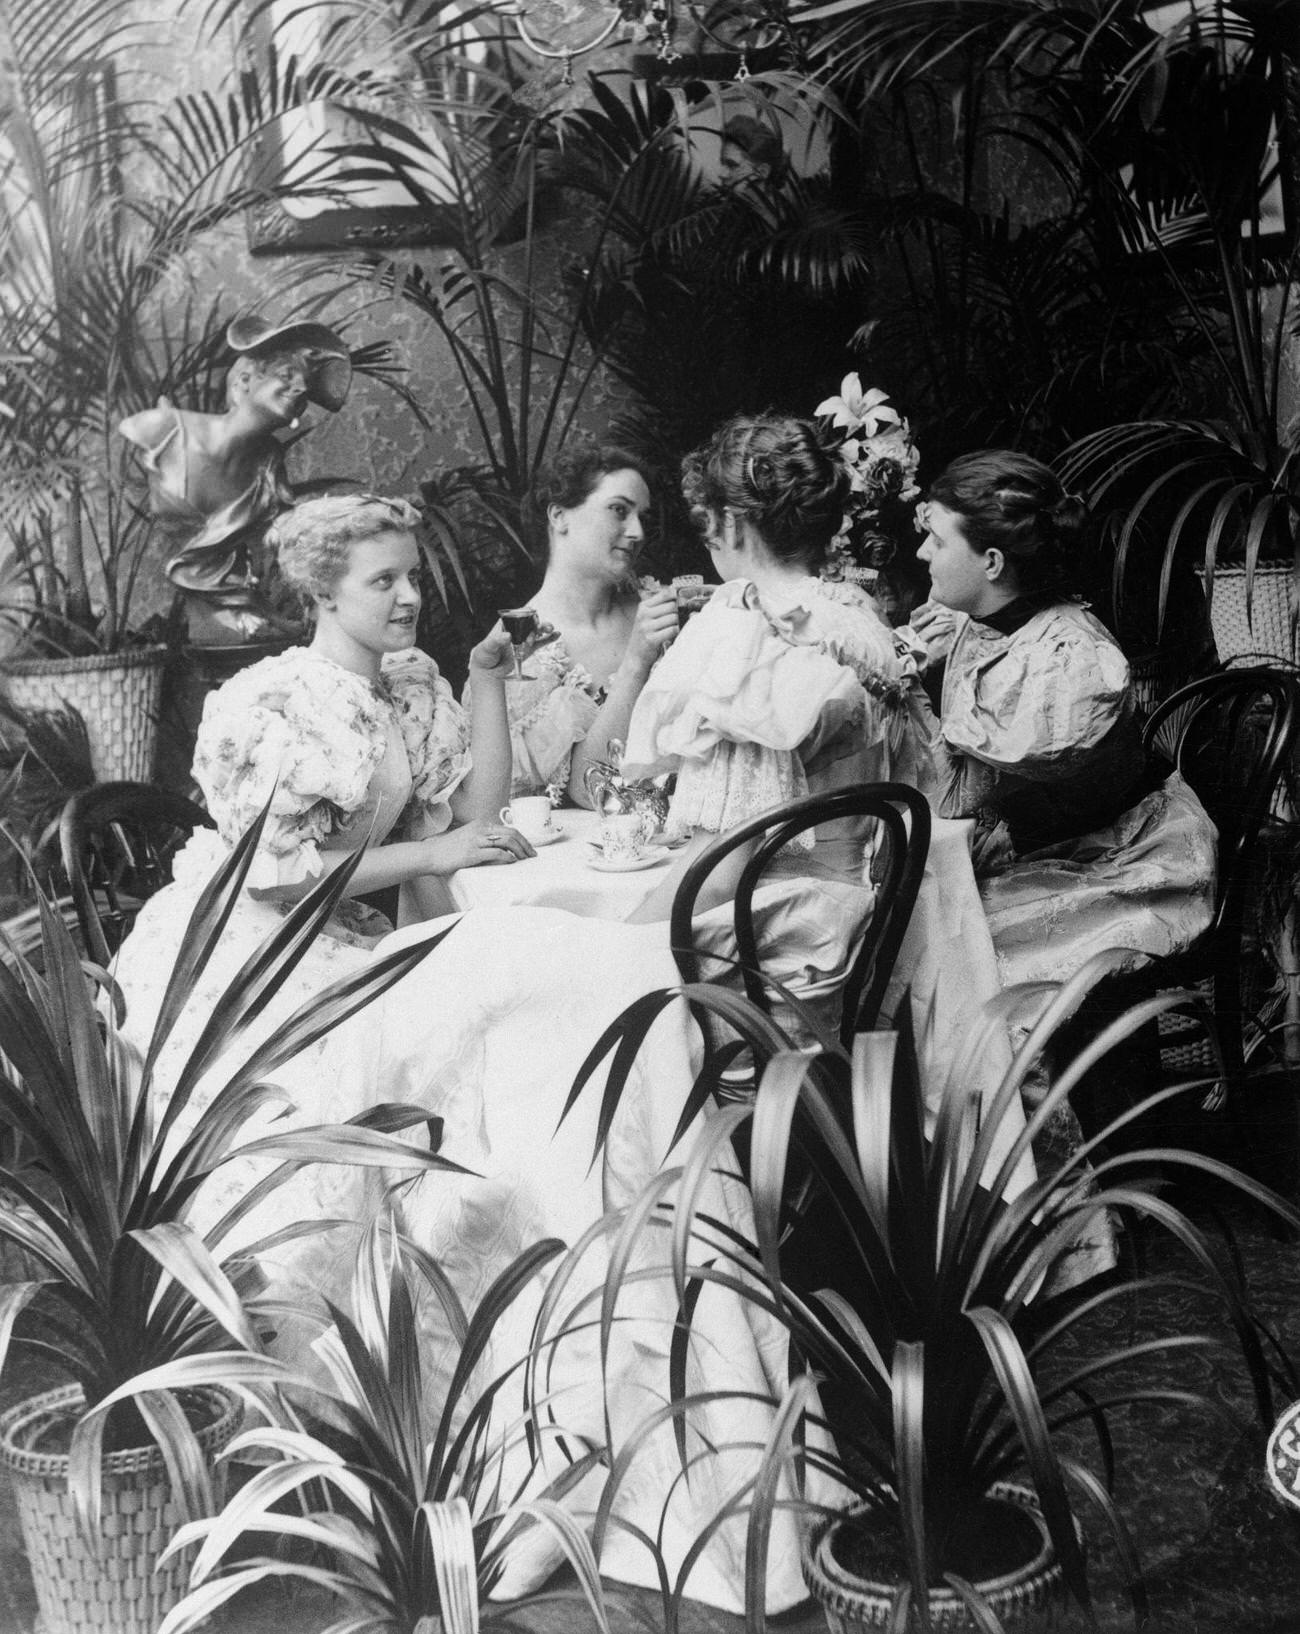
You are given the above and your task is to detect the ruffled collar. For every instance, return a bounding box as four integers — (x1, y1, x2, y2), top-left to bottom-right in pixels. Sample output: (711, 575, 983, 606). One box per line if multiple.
(531, 633, 605, 703)
(735, 574, 873, 631)
(724, 575, 912, 708)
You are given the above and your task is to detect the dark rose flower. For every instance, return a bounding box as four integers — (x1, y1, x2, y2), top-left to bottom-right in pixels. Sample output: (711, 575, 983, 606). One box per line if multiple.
(859, 457, 906, 506)
(860, 532, 897, 568)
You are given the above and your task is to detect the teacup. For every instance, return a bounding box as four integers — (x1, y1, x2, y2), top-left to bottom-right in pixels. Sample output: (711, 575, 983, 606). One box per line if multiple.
(500, 797, 554, 845)
(599, 812, 645, 863)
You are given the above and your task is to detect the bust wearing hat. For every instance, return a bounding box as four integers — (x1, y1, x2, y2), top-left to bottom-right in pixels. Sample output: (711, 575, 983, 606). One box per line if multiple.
(717, 115, 786, 186)
(119, 312, 353, 645)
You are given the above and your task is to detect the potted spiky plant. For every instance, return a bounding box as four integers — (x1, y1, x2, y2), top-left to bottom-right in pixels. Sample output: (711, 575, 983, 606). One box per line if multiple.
(155, 1212, 615, 1634)
(565, 956, 1300, 1631)
(0, 805, 469, 1634)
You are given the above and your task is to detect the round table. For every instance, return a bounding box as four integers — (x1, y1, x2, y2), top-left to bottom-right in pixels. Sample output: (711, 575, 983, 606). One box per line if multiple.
(415, 808, 1036, 1200)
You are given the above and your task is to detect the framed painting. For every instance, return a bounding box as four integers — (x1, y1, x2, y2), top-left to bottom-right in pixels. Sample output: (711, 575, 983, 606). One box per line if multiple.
(243, 0, 496, 255)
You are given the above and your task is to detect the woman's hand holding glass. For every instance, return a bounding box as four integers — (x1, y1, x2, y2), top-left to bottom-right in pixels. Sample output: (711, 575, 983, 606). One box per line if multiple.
(491, 611, 560, 680)
(468, 627, 525, 684)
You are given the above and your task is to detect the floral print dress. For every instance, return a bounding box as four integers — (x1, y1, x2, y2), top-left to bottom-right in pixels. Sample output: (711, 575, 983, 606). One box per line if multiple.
(110, 645, 475, 1355)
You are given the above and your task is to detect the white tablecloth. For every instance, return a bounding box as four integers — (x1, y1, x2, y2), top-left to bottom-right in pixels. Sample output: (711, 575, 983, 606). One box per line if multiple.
(886, 817, 1035, 1197)
(447, 810, 1038, 1196)
(445, 807, 1034, 1198)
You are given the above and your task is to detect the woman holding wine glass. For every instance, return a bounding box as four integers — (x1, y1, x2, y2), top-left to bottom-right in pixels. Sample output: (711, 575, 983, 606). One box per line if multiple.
(467, 442, 681, 802)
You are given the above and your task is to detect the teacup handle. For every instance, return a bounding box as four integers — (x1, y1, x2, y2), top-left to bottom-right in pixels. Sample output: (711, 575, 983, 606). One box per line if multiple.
(499, 806, 514, 825)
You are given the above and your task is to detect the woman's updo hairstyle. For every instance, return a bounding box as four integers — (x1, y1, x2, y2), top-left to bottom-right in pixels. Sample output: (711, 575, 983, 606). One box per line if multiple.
(928, 450, 1089, 595)
(527, 441, 654, 556)
(681, 413, 850, 568)
(269, 492, 421, 605)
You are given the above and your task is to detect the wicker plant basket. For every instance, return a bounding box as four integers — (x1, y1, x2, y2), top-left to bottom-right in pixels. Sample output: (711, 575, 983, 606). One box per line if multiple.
(0, 644, 168, 783)
(0, 1382, 241, 1634)
(1198, 564, 1297, 667)
(802, 1482, 1064, 1633)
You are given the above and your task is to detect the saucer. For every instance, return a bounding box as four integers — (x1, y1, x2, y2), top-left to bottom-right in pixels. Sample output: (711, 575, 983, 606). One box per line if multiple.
(524, 824, 564, 849)
(587, 832, 685, 855)
(586, 851, 669, 874)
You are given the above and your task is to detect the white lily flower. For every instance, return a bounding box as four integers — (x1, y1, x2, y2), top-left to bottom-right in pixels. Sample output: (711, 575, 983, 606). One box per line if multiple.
(815, 373, 903, 436)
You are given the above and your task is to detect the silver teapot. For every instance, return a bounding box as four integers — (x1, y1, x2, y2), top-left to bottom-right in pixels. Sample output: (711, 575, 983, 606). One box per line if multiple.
(583, 742, 670, 836)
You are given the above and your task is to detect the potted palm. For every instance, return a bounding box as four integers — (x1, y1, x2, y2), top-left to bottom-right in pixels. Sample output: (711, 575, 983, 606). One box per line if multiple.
(0, 806, 469, 1634)
(0, 0, 407, 775)
(1045, 2, 1299, 666)
(155, 1212, 615, 1634)
(788, 0, 1298, 678)
(566, 956, 1300, 1631)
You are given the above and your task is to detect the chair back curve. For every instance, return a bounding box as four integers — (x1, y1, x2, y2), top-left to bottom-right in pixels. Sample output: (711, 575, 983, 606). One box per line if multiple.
(1142, 666, 1300, 942)
(59, 781, 215, 966)
(669, 781, 932, 1048)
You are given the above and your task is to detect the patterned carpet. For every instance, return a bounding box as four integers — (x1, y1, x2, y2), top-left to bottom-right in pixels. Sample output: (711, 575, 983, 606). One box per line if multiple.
(2, 1203, 1299, 1634)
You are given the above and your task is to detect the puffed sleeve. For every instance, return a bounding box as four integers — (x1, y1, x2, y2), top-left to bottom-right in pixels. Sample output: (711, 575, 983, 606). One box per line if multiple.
(193, 651, 387, 890)
(942, 608, 1131, 779)
(623, 581, 870, 834)
(382, 649, 471, 833)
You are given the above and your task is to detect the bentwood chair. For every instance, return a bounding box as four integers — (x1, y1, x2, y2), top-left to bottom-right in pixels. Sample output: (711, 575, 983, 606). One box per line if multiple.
(1064, 666, 1300, 1197)
(670, 781, 931, 1046)
(59, 781, 215, 967)
(1141, 668, 1300, 1092)
(669, 781, 931, 1077)
(668, 784, 930, 1306)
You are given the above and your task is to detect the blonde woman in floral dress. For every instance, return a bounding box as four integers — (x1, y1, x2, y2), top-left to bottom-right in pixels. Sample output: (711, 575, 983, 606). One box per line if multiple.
(109, 489, 831, 1617)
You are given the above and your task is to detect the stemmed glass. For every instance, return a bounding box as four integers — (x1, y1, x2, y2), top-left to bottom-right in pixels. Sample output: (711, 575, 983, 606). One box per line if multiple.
(498, 607, 540, 680)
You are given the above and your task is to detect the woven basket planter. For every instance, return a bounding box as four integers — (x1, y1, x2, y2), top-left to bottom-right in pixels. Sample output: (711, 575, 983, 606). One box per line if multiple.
(1129, 649, 1182, 719)
(0, 645, 167, 784)
(802, 1483, 1064, 1633)
(0, 1382, 241, 1634)
(1198, 564, 1297, 667)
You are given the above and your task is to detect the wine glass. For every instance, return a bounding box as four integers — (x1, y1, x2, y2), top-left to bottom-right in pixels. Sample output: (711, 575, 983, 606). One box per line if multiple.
(498, 606, 540, 679)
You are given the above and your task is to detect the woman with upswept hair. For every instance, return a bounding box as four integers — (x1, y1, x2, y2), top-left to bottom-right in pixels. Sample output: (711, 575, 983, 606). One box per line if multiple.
(621, 410, 942, 1039)
(912, 448, 1216, 989)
